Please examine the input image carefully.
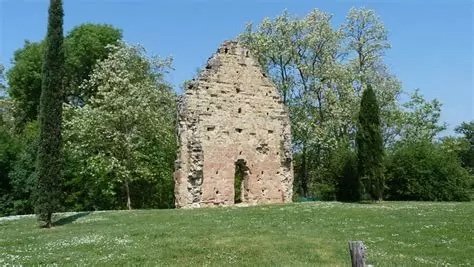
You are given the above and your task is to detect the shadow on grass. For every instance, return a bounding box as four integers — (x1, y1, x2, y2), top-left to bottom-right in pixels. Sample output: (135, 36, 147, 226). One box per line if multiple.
(54, 212, 91, 226)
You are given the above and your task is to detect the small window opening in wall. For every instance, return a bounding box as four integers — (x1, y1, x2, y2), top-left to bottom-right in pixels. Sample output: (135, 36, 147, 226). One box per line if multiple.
(261, 171, 264, 174)
(216, 170, 219, 174)
(224, 47, 229, 54)
(205, 86, 209, 89)
(268, 130, 274, 134)
(207, 126, 215, 131)
(265, 93, 268, 96)
(266, 112, 269, 116)
(207, 107, 210, 111)
(235, 128, 243, 133)
(239, 151, 242, 155)
(245, 51, 249, 57)
(276, 152, 279, 155)
(216, 190, 219, 194)
(238, 108, 242, 113)
(236, 88, 241, 93)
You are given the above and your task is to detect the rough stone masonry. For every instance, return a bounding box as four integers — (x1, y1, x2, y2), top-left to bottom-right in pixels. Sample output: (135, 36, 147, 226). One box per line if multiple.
(174, 41, 294, 208)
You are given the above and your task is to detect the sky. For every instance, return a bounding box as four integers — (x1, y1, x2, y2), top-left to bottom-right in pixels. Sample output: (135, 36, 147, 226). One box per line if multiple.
(0, 0, 473, 134)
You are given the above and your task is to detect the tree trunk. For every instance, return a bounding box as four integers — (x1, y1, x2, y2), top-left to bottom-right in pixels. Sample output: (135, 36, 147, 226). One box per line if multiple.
(124, 180, 131, 210)
(46, 212, 53, 228)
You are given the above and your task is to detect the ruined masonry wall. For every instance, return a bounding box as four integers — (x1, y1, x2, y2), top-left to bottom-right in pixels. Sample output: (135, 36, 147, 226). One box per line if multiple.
(174, 41, 293, 208)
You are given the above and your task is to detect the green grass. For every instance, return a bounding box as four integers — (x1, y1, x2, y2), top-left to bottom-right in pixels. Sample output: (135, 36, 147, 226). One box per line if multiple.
(1, 202, 473, 266)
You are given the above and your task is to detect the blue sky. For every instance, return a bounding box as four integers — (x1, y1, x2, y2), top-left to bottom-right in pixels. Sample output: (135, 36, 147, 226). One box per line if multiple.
(0, 0, 472, 134)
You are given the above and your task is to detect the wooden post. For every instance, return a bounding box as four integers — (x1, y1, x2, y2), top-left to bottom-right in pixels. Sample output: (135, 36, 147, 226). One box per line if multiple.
(348, 241, 366, 267)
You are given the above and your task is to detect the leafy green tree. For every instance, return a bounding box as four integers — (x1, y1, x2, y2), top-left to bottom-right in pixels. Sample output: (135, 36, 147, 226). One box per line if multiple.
(455, 121, 474, 171)
(342, 8, 402, 146)
(64, 23, 122, 104)
(63, 44, 176, 210)
(356, 85, 384, 200)
(6, 24, 122, 128)
(386, 140, 471, 201)
(35, 0, 64, 227)
(397, 89, 446, 142)
(6, 42, 44, 128)
(343, 8, 390, 83)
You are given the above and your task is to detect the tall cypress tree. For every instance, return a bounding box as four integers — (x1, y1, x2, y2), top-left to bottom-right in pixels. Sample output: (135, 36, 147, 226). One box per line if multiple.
(35, 0, 64, 228)
(356, 84, 384, 201)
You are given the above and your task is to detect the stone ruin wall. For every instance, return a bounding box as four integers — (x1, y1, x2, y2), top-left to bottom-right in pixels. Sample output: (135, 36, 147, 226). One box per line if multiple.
(174, 41, 293, 208)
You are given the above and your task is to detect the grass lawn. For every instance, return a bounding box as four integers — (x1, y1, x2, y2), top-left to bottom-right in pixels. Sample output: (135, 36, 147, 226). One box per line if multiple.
(1, 201, 472, 266)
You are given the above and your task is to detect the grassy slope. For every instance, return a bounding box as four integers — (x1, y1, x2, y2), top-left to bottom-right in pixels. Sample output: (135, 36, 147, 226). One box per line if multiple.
(1, 202, 473, 266)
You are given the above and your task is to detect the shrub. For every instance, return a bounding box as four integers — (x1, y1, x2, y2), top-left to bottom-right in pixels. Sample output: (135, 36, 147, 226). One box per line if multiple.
(385, 140, 471, 201)
(335, 150, 360, 202)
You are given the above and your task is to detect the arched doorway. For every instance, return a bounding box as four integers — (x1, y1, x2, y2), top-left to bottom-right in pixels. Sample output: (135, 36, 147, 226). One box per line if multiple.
(234, 159, 249, 203)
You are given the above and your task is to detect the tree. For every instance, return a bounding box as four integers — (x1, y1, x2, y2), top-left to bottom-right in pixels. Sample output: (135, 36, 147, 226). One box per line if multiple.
(63, 44, 176, 210)
(397, 89, 446, 142)
(356, 85, 384, 200)
(6, 42, 44, 128)
(64, 23, 122, 104)
(6, 24, 122, 128)
(455, 121, 474, 172)
(290, 10, 345, 198)
(343, 7, 390, 89)
(342, 8, 402, 146)
(35, 0, 64, 228)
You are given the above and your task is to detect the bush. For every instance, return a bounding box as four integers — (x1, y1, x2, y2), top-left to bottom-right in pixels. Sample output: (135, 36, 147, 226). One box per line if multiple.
(7, 122, 39, 215)
(385, 140, 472, 201)
(335, 150, 361, 202)
(0, 124, 20, 215)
